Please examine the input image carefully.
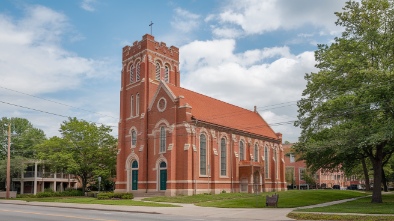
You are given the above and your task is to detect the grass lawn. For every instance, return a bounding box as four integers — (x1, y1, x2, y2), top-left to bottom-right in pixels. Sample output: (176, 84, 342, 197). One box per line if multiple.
(288, 213, 394, 221)
(294, 193, 394, 214)
(288, 193, 394, 220)
(144, 190, 368, 208)
(13, 197, 179, 207)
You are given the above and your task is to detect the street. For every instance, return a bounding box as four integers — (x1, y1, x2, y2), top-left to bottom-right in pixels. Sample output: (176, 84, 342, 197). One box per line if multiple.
(0, 203, 271, 221)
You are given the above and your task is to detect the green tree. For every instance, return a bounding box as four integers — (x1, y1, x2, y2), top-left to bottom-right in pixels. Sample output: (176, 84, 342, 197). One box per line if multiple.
(0, 117, 46, 159)
(36, 117, 117, 192)
(294, 0, 394, 203)
(303, 170, 317, 189)
(285, 167, 295, 187)
(0, 117, 46, 189)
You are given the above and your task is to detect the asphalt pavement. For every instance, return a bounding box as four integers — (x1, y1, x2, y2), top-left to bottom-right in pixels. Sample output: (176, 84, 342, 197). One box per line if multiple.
(1, 195, 393, 221)
(0, 198, 294, 221)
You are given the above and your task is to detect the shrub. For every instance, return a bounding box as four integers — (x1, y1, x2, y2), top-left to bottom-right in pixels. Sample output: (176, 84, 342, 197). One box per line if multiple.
(97, 192, 133, 200)
(60, 189, 84, 196)
(36, 191, 57, 198)
(18, 189, 84, 198)
(17, 194, 37, 198)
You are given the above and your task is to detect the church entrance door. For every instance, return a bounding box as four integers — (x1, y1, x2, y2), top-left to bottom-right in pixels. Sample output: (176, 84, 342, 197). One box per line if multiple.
(131, 161, 138, 190)
(159, 162, 167, 191)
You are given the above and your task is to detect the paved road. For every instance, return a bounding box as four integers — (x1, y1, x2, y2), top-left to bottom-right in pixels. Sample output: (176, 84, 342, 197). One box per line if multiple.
(0, 200, 294, 221)
(1, 195, 388, 221)
(0, 203, 231, 221)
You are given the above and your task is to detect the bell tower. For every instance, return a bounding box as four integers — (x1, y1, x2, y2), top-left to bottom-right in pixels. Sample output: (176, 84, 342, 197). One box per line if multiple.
(115, 34, 180, 192)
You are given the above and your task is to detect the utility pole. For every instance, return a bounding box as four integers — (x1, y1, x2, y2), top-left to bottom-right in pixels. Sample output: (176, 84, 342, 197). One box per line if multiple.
(6, 122, 11, 199)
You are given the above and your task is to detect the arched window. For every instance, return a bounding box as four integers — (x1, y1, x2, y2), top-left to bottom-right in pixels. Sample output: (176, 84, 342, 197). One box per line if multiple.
(200, 134, 207, 175)
(164, 65, 169, 82)
(254, 143, 259, 162)
(136, 62, 140, 81)
(239, 141, 244, 161)
(264, 146, 269, 178)
(220, 138, 227, 176)
(155, 62, 161, 80)
(129, 65, 134, 83)
(160, 126, 166, 152)
(136, 93, 140, 116)
(130, 95, 134, 117)
(132, 160, 138, 168)
(160, 161, 166, 168)
(131, 130, 137, 147)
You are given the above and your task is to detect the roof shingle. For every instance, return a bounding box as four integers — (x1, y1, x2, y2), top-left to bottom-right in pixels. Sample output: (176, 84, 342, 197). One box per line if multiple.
(167, 84, 278, 140)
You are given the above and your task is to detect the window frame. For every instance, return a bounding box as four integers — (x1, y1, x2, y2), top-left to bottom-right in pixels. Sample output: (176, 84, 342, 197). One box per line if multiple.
(264, 146, 269, 178)
(299, 168, 305, 181)
(164, 65, 169, 82)
(289, 153, 295, 163)
(159, 126, 166, 153)
(199, 134, 207, 176)
(129, 65, 134, 83)
(131, 129, 137, 147)
(155, 62, 161, 80)
(136, 62, 141, 81)
(130, 95, 134, 117)
(136, 93, 140, 116)
(254, 143, 259, 162)
(220, 137, 227, 176)
(239, 140, 244, 161)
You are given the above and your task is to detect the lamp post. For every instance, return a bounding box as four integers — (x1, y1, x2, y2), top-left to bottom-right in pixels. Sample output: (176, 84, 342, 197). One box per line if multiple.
(6, 122, 11, 199)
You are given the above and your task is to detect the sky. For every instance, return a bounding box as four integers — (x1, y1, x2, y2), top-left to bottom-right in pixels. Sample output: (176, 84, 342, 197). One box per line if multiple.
(0, 0, 348, 142)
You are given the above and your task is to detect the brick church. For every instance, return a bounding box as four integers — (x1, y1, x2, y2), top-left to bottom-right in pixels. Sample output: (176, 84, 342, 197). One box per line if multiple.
(115, 34, 286, 196)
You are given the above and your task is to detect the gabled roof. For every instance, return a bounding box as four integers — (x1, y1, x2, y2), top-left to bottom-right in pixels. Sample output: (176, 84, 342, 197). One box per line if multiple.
(166, 83, 279, 140)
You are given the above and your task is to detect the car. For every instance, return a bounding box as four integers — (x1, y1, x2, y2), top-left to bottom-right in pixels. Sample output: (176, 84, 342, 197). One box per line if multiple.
(333, 185, 340, 189)
(347, 184, 359, 190)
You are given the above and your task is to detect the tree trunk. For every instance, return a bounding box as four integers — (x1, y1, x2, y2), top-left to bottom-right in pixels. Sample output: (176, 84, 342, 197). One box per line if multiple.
(382, 168, 388, 192)
(370, 145, 384, 203)
(81, 174, 87, 193)
(361, 157, 370, 191)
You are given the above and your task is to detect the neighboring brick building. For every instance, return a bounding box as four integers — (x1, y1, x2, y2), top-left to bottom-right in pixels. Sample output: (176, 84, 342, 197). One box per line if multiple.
(283, 143, 362, 189)
(115, 34, 286, 196)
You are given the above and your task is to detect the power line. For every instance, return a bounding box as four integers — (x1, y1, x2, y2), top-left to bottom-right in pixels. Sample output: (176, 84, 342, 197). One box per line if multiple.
(0, 100, 71, 118)
(0, 100, 118, 129)
(0, 85, 118, 120)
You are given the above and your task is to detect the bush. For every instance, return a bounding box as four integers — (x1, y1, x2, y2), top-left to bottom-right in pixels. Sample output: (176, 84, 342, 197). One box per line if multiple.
(60, 189, 84, 196)
(97, 192, 133, 200)
(18, 189, 84, 198)
(36, 191, 57, 198)
(17, 194, 37, 198)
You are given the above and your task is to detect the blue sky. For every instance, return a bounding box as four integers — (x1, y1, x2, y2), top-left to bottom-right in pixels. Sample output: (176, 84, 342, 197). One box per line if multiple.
(0, 0, 347, 142)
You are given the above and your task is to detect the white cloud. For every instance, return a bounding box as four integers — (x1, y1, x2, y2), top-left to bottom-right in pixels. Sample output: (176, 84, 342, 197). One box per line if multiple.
(180, 39, 317, 142)
(161, 8, 201, 46)
(209, 0, 345, 38)
(0, 5, 118, 137)
(171, 8, 200, 33)
(0, 5, 112, 94)
(80, 0, 97, 12)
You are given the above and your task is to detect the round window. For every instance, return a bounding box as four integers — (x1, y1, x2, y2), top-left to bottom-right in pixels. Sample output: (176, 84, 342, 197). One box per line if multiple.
(157, 98, 167, 112)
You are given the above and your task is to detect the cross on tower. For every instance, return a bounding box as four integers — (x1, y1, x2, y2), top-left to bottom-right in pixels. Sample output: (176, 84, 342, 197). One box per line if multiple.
(149, 21, 154, 35)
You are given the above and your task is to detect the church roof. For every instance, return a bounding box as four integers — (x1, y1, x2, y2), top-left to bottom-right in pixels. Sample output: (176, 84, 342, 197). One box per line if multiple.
(166, 84, 279, 140)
